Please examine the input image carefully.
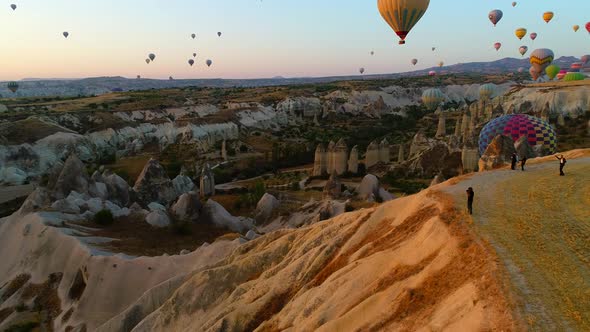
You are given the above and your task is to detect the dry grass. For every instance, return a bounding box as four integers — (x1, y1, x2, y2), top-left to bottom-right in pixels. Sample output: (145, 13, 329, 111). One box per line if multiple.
(1, 274, 31, 302)
(0, 118, 73, 145)
(466, 159, 590, 330)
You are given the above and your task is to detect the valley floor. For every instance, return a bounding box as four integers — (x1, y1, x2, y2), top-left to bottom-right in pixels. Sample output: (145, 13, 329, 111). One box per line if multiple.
(443, 150, 590, 331)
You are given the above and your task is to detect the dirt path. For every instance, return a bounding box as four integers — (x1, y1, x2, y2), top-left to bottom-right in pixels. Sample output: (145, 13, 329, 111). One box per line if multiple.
(443, 155, 590, 331)
(0, 184, 34, 204)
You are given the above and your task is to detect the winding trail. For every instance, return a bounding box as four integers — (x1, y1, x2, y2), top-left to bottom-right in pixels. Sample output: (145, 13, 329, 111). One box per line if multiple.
(443, 151, 590, 331)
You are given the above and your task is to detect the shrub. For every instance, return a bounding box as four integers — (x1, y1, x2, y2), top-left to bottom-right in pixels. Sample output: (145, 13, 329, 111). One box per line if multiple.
(94, 209, 114, 226)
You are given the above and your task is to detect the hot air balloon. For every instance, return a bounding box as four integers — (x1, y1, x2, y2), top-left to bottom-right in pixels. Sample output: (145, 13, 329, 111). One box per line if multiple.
(529, 67, 540, 81)
(438, 61, 444, 68)
(515, 28, 527, 40)
(359, 68, 365, 74)
(188, 59, 195, 66)
(422, 88, 445, 110)
(206, 59, 213, 67)
(10, 4, 16, 10)
(557, 70, 567, 80)
(145, 59, 150, 64)
(494, 42, 502, 51)
(517, 67, 525, 73)
(137, 75, 141, 80)
(191, 33, 196, 39)
(586, 22, 590, 33)
(377, 0, 430, 45)
(488, 9, 503, 27)
(581, 55, 589, 65)
(148, 53, 156, 61)
(370, 51, 375, 56)
(545, 65, 560, 80)
(542, 12, 554, 24)
(7, 82, 19, 93)
(432, 47, 436, 51)
(169, 76, 174, 80)
(530, 48, 554, 74)
(530, 32, 537, 41)
(63, 31, 69, 38)
(193, 53, 197, 58)
(563, 72, 585, 82)
(428, 71, 436, 76)
(573, 25, 580, 32)
(479, 115, 557, 155)
(512, 2, 517, 7)
(519, 46, 528, 57)
(479, 83, 497, 101)
(411, 59, 418, 65)
(217, 32, 222, 37)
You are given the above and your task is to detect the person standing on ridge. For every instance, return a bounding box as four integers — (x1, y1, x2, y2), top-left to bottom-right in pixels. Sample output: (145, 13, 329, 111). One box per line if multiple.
(556, 155, 567, 176)
(466, 187, 475, 215)
(521, 156, 527, 171)
(511, 153, 518, 170)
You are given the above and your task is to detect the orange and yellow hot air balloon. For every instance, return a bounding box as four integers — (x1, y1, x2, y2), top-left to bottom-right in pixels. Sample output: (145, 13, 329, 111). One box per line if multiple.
(378, 0, 430, 45)
(543, 12, 554, 24)
(573, 25, 580, 32)
(515, 28, 527, 40)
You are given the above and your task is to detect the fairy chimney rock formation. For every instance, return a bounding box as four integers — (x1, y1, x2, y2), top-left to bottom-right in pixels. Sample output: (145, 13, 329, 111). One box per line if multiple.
(365, 141, 380, 169)
(348, 145, 359, 174)
(379, 139, 390, 163)
(333, 139, 349, 175)
(199, 163, 216, 198)
(312, 144, 328, 176)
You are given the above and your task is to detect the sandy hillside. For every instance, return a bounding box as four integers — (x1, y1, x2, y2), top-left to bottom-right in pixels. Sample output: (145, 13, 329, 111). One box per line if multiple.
(442, 149, 590, 331)
(122, 189, 515, 331)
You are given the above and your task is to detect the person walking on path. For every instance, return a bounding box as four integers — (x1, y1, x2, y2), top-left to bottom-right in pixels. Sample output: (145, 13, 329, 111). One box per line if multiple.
(521, 156, 527, 171)
(556, 155, 567, 176)
(466, 187, 475, 215)
(511, 153, 518, 170)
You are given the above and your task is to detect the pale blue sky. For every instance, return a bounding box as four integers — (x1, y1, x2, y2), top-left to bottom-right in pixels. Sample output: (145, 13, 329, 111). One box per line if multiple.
(1, 0, 588, 80)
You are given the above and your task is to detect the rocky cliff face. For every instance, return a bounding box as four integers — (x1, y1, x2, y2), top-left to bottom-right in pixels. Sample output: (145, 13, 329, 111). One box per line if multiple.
(503, 85, 590, 118)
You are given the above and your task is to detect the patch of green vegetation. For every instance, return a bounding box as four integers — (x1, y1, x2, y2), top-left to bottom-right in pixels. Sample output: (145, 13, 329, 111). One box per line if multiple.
(381, 173, 428, 195)
(94, 210, 114, 226)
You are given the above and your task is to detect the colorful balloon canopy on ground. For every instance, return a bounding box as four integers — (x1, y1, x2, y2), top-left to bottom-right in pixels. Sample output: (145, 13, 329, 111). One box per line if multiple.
(563, 72, 585, 82)
(479, 83, 497, 100)
(479, 114, 557, 155)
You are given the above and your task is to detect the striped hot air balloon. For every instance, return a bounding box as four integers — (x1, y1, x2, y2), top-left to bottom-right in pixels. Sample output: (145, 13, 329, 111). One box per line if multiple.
(7, 82, 19, 93)
(377, 0, 430, 45)
(421, 88, 445, 110)
(479, 115, 557, 155)
(529, 67, 540, 81)
(479, 83, 497, 101)
(530, 48, 554, 74)
(519, 46, 528, 57)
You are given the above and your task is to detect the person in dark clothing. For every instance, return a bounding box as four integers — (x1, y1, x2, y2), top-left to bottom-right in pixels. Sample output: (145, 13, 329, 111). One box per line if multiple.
(556, 155, 567, 176)
(511, 153, 518, 170)
(521, 156, 527, 171)
(466, 187, 474, 215)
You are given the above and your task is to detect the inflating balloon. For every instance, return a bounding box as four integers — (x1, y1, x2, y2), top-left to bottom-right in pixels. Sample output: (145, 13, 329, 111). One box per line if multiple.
(529, 67, 540, 81)
(545, 65, 560, 80)
(479, 83, 497, 101)
(563, 72, 585, 82)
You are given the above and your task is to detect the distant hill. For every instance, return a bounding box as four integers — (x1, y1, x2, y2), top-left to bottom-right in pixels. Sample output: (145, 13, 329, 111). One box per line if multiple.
(0, 56, 583, 98)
